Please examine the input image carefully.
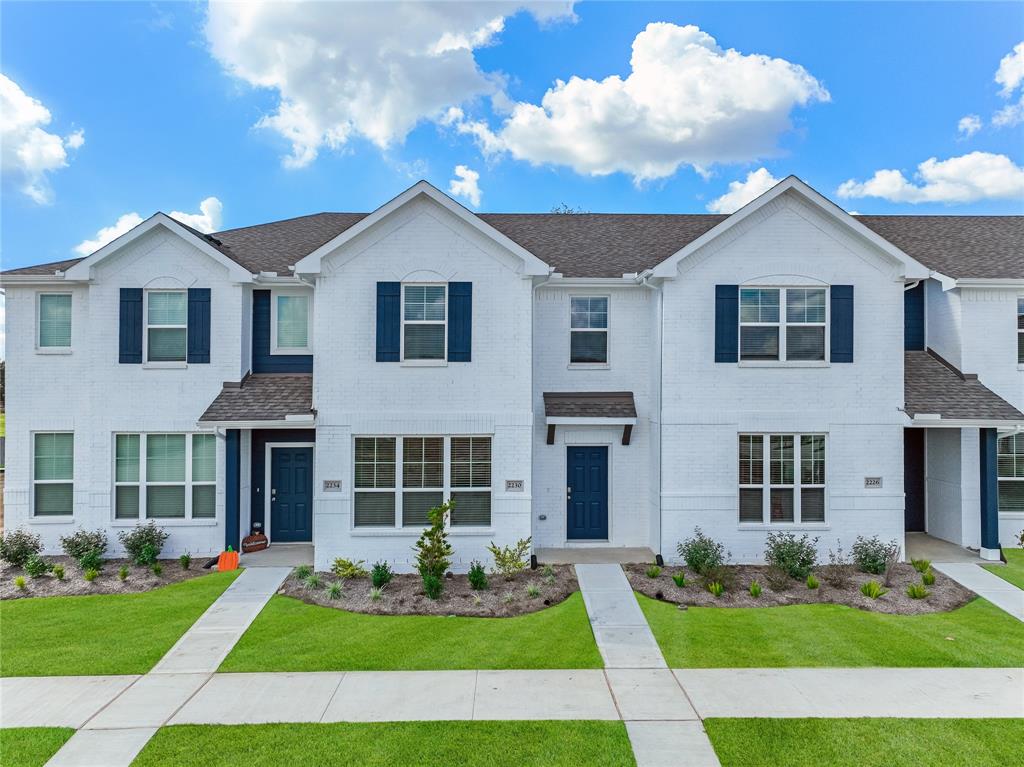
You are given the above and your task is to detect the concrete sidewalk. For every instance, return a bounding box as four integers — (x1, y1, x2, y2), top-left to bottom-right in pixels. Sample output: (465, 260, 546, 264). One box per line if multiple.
(933, 562, 1024, 621)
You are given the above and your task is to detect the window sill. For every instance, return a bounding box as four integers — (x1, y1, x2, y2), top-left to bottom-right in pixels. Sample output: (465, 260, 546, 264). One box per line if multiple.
(400, 360, 448, 367)
(738, 361, 830, 368)
(111, 519, 218, 527)
(28, 516, 75, 524)
(568, 363, 610, 370)
(737, 523, 831, 531)
(143, 362, 187, 369)
(36, 347, 72, 355)
(271, 348, 313, 356)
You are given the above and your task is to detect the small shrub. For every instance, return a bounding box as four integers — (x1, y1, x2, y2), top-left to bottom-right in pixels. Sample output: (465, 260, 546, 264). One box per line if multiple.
(79, 550, 104, 572)
(526, 583, 541, 598)
(14, 576, 26, 590)
(922, 569, 936, 586)
(541, 564, 555, 578)
(860, 580, 887, 599)
(60, 528, 108, 566)
(24, 555, 49, 578)
(179, 553, 192, 570)
(472, 594, 482, 606)
(331, 558, 369, 579)
(677, 527, 728, 575)
(806, 574, 819, 590)
(1017, 529, 1024, 548)
(118, 566, 129, 582)
(83, 568, 99, 582)
(749, 580, 762, 598)
(51, 564, 65, 581)
(151, 563, 163, 577)
(423, 573, 443, 599)
(672, 573, 686, 588)
(118, 523, 168, 566)
(906, 583, 929, 599)
(502, 592, 515, 604)
(295, 564, 313, 579)
(851, 535, 896, 575)
(702, 564, 736, 591)
(468, 560, 489, 590)
(764, 532, 818, 579)
(487, 537, 532, 580)
(370, 561, 393, 588)
(911, 558, 931, 573)
(883, 542, 902, 587)
(646, 564, 662, 579)
(304, 573, 322, 590)
(0, 528, 43, 567)
(764, 564, 791, 591)
(369, 586, 384, 601)
(706, 581, 724, 598)
(327, 581, 344, 600)
(823, 541, 853, 589)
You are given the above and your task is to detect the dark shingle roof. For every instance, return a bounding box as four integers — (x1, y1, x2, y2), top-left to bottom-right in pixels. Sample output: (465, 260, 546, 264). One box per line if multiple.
(2, 257, 86, 276)
(544, 391, 637, 419)
(199, 374, 313, 423)
(904, 351, 1024, 422)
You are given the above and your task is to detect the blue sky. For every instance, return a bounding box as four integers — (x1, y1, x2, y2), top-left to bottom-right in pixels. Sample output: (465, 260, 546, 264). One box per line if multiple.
(2, 1, 1023, 271)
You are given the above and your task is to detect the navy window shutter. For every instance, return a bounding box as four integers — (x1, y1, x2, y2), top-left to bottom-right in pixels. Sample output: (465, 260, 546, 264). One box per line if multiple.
(376, 282, 401, 362)
(118, 288, 143, 363)
(903, 282, 925, 351)
(830, 285, 854, 363)
(448, 282, 472, 362)
(187, 288, 211, 364)
(714, 285, 739, 363)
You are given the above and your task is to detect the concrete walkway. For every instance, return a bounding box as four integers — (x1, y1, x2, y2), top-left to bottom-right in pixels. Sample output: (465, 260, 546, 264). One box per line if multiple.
(40, 566, 290, 767)
(933, 562, 1024, 621)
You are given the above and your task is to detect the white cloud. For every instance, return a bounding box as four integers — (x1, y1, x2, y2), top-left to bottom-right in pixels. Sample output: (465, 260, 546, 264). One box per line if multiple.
(0, 74, 84, 204)
(706, 167, 780, 213)
(74, 197, 223, 255)
(957, 114, 982, 138)
(448, 23, 828, 182)
(993, 98, 1024, 128)
(448, 165, 482, 207)
(837, 152, 1024, 204)
(203, 1, 574, 168)
(996, 41, 1024, 97)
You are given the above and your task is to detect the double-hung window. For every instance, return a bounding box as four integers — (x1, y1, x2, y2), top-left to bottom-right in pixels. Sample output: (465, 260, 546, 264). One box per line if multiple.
(998, 434, 1024, 512)
(570, 296, 608, 364)
(1017, 299, 1024, 364)
(146, 290, 187, 362)
(33, 433, 74, 516)
(738, 434, 826, 524)
(114, 433, 216, 520)
(38, 293, 72, 350)
(272, 291, 312, 354)
(740, 287, 826, 362)
(353, 436, 492, 528)
(402, 285, 446, 361)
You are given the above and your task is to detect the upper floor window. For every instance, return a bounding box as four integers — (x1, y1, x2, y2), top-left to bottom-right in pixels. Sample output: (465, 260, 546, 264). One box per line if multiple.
(146, 290, 187, 362)
(998, 434, 1024, 513)
(33, 432, 73, 517)
(403, 284, 446, 361)
(740, 287, 826, 362)
(38, 293, 72, 350)
(114, 432, 216, 521)
(272, 291, 312, 354)
(570, 296, 608, 365)
(1017, 298, 1024, 364)
(739, 433, 825, 524)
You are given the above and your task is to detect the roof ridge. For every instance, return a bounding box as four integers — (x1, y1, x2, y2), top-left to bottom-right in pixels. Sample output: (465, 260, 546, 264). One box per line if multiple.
(214, 211, 365, 236)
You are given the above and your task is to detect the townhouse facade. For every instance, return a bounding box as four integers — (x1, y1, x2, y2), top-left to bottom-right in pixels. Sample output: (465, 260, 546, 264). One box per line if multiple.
(4, 177, 1022, 571)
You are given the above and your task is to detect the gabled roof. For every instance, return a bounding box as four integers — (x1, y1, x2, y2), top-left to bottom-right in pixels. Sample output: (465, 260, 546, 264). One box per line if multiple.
(904, 350, 1024, 424)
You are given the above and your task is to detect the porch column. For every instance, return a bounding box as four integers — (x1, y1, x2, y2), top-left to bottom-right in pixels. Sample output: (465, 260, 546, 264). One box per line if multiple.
(225, 429, 241, 552)
(979, 428, 1001, 560)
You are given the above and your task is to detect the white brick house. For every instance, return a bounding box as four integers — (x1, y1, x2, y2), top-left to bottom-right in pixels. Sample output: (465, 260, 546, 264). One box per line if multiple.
(4, 177, 1022, 570)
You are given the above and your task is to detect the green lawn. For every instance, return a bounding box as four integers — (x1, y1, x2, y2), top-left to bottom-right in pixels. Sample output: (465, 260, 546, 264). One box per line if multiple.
(132, 721, 634, 767)
(1, 571, 240, 676)
(705, 718, 1024, 767)
(220, 591, 602, 672)
(0, 728, 74, 767)
(984, 548, 1024, 589)
(639, 594, 1024, 667)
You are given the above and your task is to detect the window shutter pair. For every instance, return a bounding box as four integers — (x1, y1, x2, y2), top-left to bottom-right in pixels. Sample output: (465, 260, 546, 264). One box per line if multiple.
(376, 282, 471, 362)
(118, 287, 210, 364)
(714, 284, 854, 363)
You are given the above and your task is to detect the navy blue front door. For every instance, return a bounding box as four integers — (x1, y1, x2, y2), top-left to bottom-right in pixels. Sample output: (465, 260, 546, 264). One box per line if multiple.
(271, 447, 313, 542)
(567, 446, 608, 540)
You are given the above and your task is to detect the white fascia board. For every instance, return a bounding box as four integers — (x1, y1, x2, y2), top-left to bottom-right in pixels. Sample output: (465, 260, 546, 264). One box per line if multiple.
(293, 180, 550, 277)
(197, 418, 316, 430)
(64, 213, 254, 283)
(543, 276, 643, 287)
(954, 278, 1024, 289)
(910, 417, 1024, 429)
(0, 274, 80, 285)
(651, 176, 931, 280)
(545, 416, 638, 426)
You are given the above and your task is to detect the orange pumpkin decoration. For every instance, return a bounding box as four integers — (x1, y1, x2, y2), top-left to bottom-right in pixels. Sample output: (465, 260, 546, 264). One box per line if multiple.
(217, 546, 240, 571)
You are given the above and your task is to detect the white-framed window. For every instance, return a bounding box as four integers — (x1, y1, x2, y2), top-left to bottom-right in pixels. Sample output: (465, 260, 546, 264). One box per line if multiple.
(738, 433, 826, 524)
(998, 434, 1024, 512)
(570, 296, 609, 365)
(37, 293, 72, 350)
(33, 432, 74, 517)
(113, 433, 217, 521)
(740, 287, 827, 362)
(145, 290, 188, 363)
(271, 290, 312, 354)
(1017, 298, 1024, 364)
(402, 284, 446, 362)
(353, 435, 492, 528)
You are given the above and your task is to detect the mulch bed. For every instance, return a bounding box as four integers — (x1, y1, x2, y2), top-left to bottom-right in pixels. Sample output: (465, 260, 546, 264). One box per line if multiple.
(1, 556, 212, 600)
(281, 565, 579, 617)
(625, 563, 975, 615)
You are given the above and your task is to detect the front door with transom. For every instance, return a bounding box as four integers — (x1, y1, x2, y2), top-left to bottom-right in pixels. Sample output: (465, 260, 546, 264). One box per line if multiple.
(270, 446, 313, 542)
(566, 446, 609, 540)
